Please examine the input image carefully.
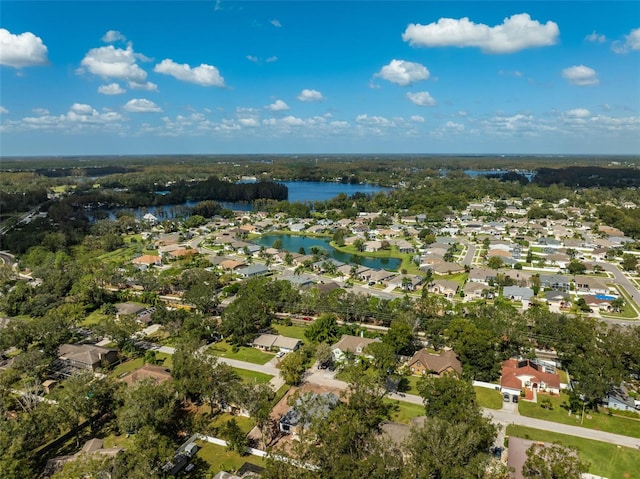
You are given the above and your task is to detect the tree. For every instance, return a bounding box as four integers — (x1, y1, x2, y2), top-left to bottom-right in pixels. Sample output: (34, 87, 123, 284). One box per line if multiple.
(417, 376, 478, 423)
(222, 418, 248, 454)
(314, 342, 334, 369)
(304, 313, 340, 343)
(383, 320, 415, 355)
(487, 256, 504, 270)
(522, 443, 588, 479)
(621, 254, 638, 272)
(567, 260, 586, 275)
(363, 341, 397, 378)
(279, 349, 308, 386)
(241, 382, 276, 448)
(272, 238, 283, 250)
(116, 379, 178, 435)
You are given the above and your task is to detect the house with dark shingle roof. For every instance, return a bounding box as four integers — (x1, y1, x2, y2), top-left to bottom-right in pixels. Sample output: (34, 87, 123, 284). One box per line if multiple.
(406, 349, 462, 377)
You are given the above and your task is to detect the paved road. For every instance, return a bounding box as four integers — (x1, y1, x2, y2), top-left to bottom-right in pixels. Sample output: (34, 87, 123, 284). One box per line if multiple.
(193, 352, 640, 449)
(600, 262, 640, 312)
(462, 242, 476, 267)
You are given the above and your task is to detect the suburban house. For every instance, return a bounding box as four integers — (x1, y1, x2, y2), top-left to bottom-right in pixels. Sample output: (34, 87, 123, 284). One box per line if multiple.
(463, 282, 487, 300)
(502, 286, 535, 302)
(539, 274, 571, 292)
(406, 349, 462, 377)
(544, 291, 571, 309)
(131, 254, 162, 269)
(388, 274, 423, 292)
(58, 344, 119, 372)
(574, 275, 609, 295)
(331, 334, 379, 361)
(115, 302, 154, 324)
(429, 280, 459, 298)
(121, 364, 172, 387)
(500, 359, 561, 396)
(252, 334, 301, 353)
(606, 385, 639, 412)
(280, 392, 339, 436)
(468, 267, 497, 285)
(237, 264, 269, 278)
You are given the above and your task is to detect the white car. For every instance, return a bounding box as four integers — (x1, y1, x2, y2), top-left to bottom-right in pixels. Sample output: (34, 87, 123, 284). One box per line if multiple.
(276, 351, 285, 358)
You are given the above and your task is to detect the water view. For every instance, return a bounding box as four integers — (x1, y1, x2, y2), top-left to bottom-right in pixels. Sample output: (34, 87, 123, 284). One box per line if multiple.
(252, 234, 401, 271)
(102, 181, 392, 219)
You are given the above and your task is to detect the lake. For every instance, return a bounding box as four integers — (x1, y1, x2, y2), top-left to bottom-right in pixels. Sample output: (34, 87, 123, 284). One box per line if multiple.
(252, 234, 401, 271)
(100, 181, 392, 219)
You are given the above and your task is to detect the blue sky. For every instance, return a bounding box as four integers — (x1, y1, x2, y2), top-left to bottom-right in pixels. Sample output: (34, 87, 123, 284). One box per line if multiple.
(1, 1, 639, 156)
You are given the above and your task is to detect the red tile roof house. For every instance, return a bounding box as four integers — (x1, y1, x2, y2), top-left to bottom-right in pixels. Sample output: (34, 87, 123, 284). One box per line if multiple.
(500, 359, 561, 398)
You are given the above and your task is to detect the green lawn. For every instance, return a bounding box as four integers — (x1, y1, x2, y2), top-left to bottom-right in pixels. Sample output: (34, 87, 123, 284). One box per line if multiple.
(195, 441, 265, 476)
(272, 323, 309, 341)
(384, 399, 425, 424)
(208, 341, 274, 365)
(506, 425, 640, 479)
(518, 392, 640, 438)
(110, 357, 145, 378)
(82, 310, 109, 327)
(155, 352, 173, 369)
(474, 386, 503, 410)
(210, 413, 256, 435)
(233, 368, 273, 385)
(403, 375, 422, 395)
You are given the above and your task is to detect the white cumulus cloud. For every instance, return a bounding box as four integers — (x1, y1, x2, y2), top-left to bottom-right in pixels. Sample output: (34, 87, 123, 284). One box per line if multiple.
(402, 13, 559, 54)
(613, 28, 640, 53)
(98, 83, 126, 95)
(406, 91, 437, 106)
(0, 28, 49, 68)
(266, 56, 278, 63)
(70, 103, 96, 115)
(0, 106, 8, 114)
(297, 89, 325, 102)
(266, 99, 290, 111)
(80, 44, 148, 86)
(123, 98, 162, 113)
(271, 19, 282, 28)
(246, 55, 258, 63)
(565, 108, 591, 118)
(375, 59, 429, 86)
(154, 59, 225, 87)
(585, 31, 606, 43)
(562, 65, 599, 86)
(32, 108, 49, 115)
(102, 30, 126, 43)
(410, 115, 425, 123)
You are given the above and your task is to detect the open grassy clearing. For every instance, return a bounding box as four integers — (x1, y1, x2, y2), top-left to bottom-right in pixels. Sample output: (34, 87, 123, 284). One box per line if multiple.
(209, 341, 274, 365)
(384, 399, 425, 424)
(506, 425, 640, 479)
(233, 368, 273, 385)
(272, 323, 309, 341)
(474, 386, 503, 410)
(195, 441, 265, 476)
(518, 392, 640, 438)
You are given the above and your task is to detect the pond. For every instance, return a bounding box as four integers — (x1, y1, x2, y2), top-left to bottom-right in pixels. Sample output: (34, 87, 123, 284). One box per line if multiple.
(252, 234, 401, 271)
(98, 180, 392, 220)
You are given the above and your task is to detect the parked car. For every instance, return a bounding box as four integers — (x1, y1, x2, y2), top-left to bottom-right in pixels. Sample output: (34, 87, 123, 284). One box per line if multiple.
(276, 351, 285, 358)
(302, 316, 313, 321)
(512, 395, 519, 403)
(185, 463, 195, 472)
(503, 392, 510, 402)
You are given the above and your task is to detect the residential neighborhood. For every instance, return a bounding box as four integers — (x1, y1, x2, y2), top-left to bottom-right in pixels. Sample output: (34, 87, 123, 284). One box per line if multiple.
(1, 158, 640, 479)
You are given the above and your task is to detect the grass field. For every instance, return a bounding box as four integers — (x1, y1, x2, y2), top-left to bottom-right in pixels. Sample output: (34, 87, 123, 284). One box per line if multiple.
(196, 441, 265, 476)
(272, 323, 309, 341)
(209, 341, 274, 365)
(385, 399, 425, 424)
(506, 425, 640, 479)
(110, 357, 145, 378)
(518, 392, 640, 438)
(233, 368, 273, 385)
(474, 386, 503, 409)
